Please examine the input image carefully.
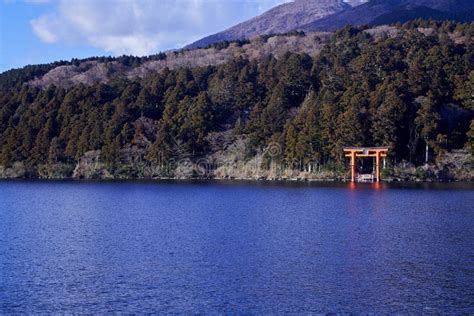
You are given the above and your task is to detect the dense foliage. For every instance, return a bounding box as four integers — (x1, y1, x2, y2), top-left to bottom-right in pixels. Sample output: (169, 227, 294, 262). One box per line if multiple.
(0, 21, 473, 178)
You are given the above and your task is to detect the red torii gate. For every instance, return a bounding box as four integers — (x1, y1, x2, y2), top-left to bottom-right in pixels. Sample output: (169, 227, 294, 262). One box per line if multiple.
(343, 147, 389, 182)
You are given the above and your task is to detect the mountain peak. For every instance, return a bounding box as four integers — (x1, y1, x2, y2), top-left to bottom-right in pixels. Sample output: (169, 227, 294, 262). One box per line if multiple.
(186, 0, 350, 49)
(187, 0, 473, 49)
(300, 0, 474, 32)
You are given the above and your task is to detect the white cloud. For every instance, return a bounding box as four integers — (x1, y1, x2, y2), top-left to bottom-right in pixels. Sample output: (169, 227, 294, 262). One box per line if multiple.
(90, 34, 161, 56)
(24, 0, 51, 3)
(29, 0, 291, 56)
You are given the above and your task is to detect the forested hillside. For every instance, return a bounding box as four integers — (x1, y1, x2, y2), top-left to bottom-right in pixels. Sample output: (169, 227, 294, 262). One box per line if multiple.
(3, 31, 331, 89)
(0, 21, 473, 180)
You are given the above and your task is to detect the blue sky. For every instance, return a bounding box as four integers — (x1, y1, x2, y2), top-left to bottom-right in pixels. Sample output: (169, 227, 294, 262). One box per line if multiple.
(0, 0, 289, 73)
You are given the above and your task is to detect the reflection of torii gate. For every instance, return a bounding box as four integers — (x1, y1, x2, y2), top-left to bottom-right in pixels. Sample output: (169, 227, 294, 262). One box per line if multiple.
(343, 147, 389, 182)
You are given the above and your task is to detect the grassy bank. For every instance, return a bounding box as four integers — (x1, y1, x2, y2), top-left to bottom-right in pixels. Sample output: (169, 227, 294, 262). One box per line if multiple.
(1, 150, 472, 182)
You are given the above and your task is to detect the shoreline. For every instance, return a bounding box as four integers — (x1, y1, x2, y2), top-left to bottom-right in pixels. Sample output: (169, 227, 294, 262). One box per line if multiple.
(1, 176, 472, 185)
(2, 177, 473, 193)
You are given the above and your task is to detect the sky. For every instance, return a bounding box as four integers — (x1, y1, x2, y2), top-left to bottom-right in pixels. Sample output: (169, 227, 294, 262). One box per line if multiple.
(0, 0, 290, 73)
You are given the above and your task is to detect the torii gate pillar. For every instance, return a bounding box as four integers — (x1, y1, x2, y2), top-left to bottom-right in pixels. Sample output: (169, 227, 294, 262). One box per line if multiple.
(351, 151, 356, 182)
(376, 151, 381, 182)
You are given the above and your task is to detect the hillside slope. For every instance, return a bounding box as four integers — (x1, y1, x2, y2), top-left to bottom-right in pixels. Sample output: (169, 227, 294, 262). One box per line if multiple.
(14, 32, 331, 89)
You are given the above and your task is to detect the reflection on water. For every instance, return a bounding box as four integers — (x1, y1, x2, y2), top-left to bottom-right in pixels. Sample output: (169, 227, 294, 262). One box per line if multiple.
(0, 180, 473, 313)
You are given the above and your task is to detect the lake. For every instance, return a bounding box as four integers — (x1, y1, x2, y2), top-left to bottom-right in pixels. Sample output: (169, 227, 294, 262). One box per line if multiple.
(0, 180, 473, 313)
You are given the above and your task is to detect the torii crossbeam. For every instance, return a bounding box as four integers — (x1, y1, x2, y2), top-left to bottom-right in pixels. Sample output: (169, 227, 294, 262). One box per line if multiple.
(343, 147, 389, 182)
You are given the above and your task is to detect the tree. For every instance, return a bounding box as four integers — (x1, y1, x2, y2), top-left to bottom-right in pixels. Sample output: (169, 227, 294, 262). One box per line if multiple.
(182, 92, 214, 154)
(286, 90, 321, 169)
(415, 92, 440, 161)
(48, 137, 63, 164)
(262, 83, 288, 138)
(371, 84, 407, 154)
(33, 116, 57, 162)
(284, 121, 299, 168)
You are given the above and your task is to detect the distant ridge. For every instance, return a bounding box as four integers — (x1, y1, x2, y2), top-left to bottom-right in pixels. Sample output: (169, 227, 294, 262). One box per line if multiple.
(186, 0, 354, 49)
(300, 0, 474, 31)
(187, 0, 473, 48)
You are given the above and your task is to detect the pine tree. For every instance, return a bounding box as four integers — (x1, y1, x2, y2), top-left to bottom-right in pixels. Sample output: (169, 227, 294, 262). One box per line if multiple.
(415, 91, 441, 161)
(184, 92, 213, 154)
(33, 116, 57, 162)
(284, 122, 299, 168)
(371, 84, 407, 153)
(48, 137, 63, 164)
(262, 83, 288, 138)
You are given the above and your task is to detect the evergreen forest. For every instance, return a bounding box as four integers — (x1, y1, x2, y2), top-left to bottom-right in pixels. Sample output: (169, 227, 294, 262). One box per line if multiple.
(0, 21, 473, 180)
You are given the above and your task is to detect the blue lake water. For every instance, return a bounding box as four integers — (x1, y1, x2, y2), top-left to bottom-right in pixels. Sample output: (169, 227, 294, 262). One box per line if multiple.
(0, 180, 473, 313)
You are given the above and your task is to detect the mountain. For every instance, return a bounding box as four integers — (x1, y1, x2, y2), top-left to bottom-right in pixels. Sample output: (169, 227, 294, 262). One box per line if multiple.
(186, 0, 356, 49)
(301, 0, 474, 31)
(188, 0, 473, 48)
